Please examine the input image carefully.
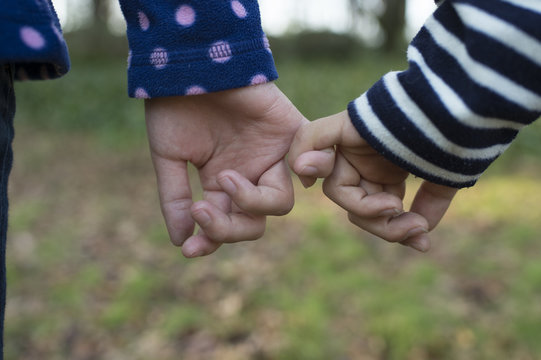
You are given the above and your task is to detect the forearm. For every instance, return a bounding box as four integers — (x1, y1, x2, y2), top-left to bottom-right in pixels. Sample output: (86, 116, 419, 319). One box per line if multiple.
(349, 0, 541, 188)
(118, 0, 277, 98)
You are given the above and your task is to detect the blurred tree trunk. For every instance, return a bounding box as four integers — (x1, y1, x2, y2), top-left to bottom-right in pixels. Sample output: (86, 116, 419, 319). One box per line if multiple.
(379, 0, 406, 52)
(92, 0, 110, 26)
(77, 0, 123, 58)
(349, 0, 406, 52)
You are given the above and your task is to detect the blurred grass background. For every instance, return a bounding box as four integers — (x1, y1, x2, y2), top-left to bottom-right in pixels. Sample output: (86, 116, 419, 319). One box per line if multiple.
(6, 29, 541, 360)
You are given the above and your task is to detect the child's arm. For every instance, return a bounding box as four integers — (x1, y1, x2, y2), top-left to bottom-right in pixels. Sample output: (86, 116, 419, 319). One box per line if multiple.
(348, 0, 541, 189)
(290, 0, 541, 250)
(289, 111, 457, 252)
(118, 0, 304, 257)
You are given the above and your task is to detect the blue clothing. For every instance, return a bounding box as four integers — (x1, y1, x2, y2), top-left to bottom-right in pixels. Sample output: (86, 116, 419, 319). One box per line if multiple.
(119, 0, 278, 98)
(0, 0, 70, 80)
(0, 0, 277, 96)
(0, 65, 15, 360)
(348, 0, 541, 188)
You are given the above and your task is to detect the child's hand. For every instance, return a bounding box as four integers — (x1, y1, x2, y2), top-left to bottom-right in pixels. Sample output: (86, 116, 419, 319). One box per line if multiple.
(145, 83, 305, 258)
(288, 111, 457, 252)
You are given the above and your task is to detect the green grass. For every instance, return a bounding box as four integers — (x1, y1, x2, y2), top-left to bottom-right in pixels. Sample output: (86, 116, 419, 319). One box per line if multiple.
(14, 56, 146, 150)
(7, 49, 541, 359)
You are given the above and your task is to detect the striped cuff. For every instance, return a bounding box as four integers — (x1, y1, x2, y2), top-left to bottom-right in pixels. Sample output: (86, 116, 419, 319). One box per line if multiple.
(348, 95, 482, 189)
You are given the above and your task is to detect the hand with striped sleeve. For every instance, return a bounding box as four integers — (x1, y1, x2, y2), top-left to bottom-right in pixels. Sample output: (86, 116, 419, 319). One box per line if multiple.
(346, 0, 541, 189)
(289, 111, 457, 252)
(290, 0, 540, 251)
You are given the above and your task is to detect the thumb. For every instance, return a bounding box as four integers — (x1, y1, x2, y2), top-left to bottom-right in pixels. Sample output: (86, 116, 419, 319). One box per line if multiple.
(292, 148, 336, 188)
(288, 111, 353, 186)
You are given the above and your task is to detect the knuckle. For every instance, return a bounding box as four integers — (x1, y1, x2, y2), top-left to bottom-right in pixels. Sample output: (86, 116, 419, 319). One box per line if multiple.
(235, 186, 261, 210)
(207, 226, 228, 243)
(161, 198, 192, 215)
(347, 212, 360, 225)
(293, 125, 308, 144)
(238, 188, 294, 216)
(273, 198, 294, 216)
(202, 218, 230, 243)
(252, 220, 267, 240)
(251, 227, 266, 241)
(237, 195, 260, 213)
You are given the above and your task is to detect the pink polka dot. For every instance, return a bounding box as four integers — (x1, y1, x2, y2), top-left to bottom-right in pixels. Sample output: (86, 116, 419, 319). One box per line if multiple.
(263, 35, 272, 54)
(150, 48, 168, 69)
(231, 1, 248, 18)
(176, 5, 196, 27)
(135, 88, 150, 99)
(185, 86, 207, 96)
(138, 11, 150, 31)
(20, 26, 45, 50)
(250, 74, 268, 86)
(209, 41, 232, 63)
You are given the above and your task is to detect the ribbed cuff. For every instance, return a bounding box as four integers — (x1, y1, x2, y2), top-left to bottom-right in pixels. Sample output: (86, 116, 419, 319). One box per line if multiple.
(347, 99, 479, 189)
(127, 36, 277, 98)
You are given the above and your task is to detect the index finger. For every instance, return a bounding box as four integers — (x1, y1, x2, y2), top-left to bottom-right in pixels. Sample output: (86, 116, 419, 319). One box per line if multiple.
(151, 154, 195, 246)
(322, 152, 404, 217)
(288, 111, 349, 163)
(410, 181, 458, 230)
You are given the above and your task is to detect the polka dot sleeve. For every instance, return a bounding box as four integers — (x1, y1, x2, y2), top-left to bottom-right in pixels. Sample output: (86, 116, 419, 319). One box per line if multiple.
(119, 0, 278, 98)
(0, 0, 70, 80)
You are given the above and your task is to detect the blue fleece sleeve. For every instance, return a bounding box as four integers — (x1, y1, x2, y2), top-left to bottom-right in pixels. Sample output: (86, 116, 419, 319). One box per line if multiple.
(0, 0, 70, 80)
(118, 0, 278, 98)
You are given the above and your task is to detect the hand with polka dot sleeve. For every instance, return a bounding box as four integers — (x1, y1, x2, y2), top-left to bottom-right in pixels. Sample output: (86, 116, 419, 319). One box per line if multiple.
(117, 1, 295, 256)
(145, 82, 305, 257)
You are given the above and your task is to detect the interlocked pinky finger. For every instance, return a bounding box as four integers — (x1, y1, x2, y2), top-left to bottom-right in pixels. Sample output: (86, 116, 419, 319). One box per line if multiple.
(218, 160, 294, 216)
(323, 153, 403, 218)
(191, 200, 266, 243)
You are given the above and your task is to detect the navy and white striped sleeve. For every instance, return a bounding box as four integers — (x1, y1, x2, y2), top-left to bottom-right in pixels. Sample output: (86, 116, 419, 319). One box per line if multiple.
(347, 0, 541, 188)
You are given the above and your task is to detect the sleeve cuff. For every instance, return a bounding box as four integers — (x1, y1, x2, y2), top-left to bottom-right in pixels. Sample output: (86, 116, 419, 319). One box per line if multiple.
(347, 97, 480, 189)
(127, 35, 277, 98)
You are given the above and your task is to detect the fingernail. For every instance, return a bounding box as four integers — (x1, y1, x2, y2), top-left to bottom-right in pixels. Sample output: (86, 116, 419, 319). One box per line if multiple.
(378, 208, 402, 218)
(300, 165, 318, 177)
(193, 209, 211, 227)
(322, 147, 335, 154)
(404, 227, 428, 241)
(408, 237, 431, 253)
(299, 176, 316, 188)
(219, 176, 237, 194)
(189, 250, 205, 258)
